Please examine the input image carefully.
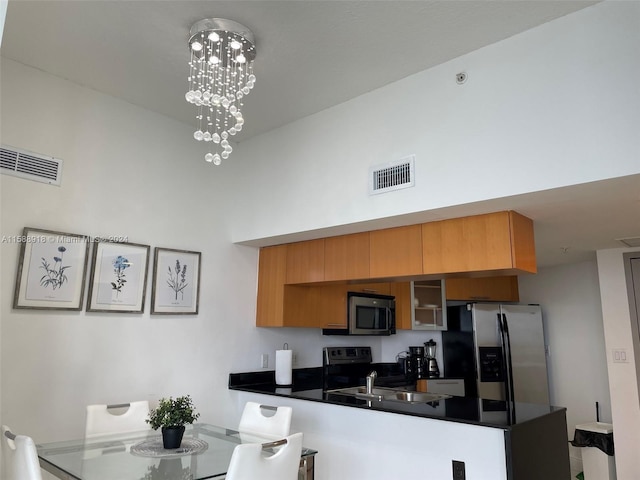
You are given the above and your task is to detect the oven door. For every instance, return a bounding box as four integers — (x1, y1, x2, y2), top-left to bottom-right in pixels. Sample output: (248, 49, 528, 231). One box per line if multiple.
(348, 293, 395, 335)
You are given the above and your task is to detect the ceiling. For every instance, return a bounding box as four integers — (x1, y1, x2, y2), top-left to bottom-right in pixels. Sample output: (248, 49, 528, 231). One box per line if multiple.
(3, 0, 639, 268)
(2, 0, 600, 141)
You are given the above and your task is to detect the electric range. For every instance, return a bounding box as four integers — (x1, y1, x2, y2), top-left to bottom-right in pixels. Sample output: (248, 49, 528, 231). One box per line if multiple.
(322, 346, 407, 390)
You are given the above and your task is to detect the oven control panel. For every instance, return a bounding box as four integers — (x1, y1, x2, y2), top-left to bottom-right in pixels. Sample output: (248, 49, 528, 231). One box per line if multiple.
(323, 346, 372, 365)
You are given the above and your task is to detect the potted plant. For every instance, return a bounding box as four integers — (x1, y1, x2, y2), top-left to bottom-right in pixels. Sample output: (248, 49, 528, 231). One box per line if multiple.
(147, 395, 200, 449)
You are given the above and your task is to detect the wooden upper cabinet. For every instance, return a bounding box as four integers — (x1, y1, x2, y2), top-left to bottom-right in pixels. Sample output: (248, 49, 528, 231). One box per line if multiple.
(311, 285, 350, 329)
(282, 285, 326, 328)
(509, 211, 537, 273)
(370, 225, 423, 278)
(285, 239, 325, 284)
(256, 210, 535, 329)
(422, 211, 536, 275)
(324, 233, 370, 281)
(445, 276, 520, 302)
(256, 245, 287, 327)
(390, 282, 412, 330)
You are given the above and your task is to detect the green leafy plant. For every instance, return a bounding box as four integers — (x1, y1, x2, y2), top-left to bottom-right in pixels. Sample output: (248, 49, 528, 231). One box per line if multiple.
(146, 395, 200, 430)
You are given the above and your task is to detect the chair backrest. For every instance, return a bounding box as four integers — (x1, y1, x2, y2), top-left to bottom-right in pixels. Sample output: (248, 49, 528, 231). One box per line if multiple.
(85, 400, 150, 439)
(2, 425, 43, 480)
(225, 432, 303, 480)
(238, 402, 292, 439)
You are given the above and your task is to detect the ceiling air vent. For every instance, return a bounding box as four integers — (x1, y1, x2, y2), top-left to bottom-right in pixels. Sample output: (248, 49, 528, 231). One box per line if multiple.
(0, 145, 63, 186)
(617, 237, 640, 248)
(369, 155, 415, 195)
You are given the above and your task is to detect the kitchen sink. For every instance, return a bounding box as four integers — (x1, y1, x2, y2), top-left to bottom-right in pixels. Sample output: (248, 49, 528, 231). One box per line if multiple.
(326, 386, 450, 404)
(383, 391, 450, 404)
(326, 386, 400, 401)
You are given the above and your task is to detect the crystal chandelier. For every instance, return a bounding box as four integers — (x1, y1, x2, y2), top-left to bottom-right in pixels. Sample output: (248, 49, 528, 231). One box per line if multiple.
(185, 18, 256, 165)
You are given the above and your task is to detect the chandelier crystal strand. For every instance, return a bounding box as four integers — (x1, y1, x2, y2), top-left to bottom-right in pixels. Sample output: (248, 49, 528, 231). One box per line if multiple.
(186, 19, 256, 165)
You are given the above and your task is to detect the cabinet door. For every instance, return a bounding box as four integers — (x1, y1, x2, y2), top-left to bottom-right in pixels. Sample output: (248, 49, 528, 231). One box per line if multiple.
(370, 225, 423, 278)
(283, 285, 339, 328)
(285, 239, 325, 284)
(316, 285, 350, 329)
(390, 282, 412, 330)
(324, 233, 370, 281)
(445, 276, 519, 302)
(256, 245, 287, 327)
(422, 211, 536, 275)
(411, 280, 447, 330)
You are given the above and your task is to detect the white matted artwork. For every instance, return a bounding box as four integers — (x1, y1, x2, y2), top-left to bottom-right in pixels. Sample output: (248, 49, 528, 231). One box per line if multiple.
(13, 227, 90, 310)
(151, 247, 201, 314)
(87, 240, 150, 313)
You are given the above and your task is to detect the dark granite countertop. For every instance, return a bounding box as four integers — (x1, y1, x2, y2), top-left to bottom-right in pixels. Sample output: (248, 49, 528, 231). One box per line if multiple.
(228, 368, 566, 430)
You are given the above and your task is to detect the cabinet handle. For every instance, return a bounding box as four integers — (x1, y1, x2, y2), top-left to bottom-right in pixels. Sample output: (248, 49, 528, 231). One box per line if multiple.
(469, 296, 490, 300)
(325, 323, 346, 327)
(361, 289, 378, 293)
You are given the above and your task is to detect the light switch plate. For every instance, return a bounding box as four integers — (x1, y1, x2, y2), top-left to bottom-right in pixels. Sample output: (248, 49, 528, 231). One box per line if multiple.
(613, 348, 628, 363)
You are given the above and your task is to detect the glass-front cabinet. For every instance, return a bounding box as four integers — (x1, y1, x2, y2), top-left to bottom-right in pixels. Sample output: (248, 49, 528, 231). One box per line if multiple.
(411, 280, 447, 330)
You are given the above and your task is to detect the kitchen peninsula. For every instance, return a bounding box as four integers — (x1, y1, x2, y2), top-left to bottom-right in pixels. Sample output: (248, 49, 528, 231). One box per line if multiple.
(229, 370, 570, 480)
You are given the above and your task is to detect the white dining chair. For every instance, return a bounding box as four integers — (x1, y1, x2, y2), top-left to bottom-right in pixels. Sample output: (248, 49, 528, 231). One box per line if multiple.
(85, 400, 150, 438)
(225, 432, 303, 480)
(238, 402, 292, 439)
(2, 425, 43, 480)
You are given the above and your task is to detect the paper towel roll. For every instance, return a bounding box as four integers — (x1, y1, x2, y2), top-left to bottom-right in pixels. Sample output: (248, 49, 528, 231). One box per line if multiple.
(275, 349, 293, 386)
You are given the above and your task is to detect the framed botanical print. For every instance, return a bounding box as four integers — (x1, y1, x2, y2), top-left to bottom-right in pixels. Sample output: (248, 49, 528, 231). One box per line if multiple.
(87, 240, 150, 313)
(151, 247, 201, 314)
(13, 227, 90, 310)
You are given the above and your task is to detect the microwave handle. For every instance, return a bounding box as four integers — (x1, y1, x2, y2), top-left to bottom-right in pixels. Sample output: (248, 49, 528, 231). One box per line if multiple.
(385, 307, 392, 330)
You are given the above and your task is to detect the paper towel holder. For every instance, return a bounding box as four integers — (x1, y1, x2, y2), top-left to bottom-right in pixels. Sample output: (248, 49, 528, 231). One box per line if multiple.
(275, 343, 293, 387)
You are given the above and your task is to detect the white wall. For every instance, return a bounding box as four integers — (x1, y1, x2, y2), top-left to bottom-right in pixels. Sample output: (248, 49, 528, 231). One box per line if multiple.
(0, 58, 263, 440)
(228, 1, 640, 244)
(519, 259, 612, 476)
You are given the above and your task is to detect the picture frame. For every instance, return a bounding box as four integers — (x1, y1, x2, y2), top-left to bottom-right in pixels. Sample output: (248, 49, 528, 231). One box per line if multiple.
(13, 227, 90, 310)
(87, 240, 150, 313)
(151, 247, 201, 315)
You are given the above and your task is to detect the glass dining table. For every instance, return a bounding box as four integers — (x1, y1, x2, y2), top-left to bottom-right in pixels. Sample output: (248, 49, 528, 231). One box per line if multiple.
(37, 423, 317, 480)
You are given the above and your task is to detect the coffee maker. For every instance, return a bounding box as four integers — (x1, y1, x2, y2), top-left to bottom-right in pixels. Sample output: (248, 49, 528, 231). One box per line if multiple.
(406, 346, 426, 381)
(424, 339, 440, 378)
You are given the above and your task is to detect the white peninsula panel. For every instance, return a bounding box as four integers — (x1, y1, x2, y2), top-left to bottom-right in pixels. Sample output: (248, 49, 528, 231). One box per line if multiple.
(231, 391, 507, 480)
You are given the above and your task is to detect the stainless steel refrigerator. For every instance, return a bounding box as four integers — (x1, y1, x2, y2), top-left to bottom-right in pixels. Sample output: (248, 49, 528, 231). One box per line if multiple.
(442, 303, 550, 404)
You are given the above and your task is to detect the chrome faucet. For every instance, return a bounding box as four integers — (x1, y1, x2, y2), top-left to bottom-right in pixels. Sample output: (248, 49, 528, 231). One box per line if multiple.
(366, 370, 378, 394)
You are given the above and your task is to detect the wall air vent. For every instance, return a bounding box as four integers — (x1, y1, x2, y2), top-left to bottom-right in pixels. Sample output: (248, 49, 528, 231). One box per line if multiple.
(0, 145, 62, 186)
(369, 155, 415, 195)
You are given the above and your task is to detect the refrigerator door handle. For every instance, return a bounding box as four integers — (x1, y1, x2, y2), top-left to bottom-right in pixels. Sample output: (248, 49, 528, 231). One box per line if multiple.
(501, 313, 517, 406)
(497, 313, 509, 400)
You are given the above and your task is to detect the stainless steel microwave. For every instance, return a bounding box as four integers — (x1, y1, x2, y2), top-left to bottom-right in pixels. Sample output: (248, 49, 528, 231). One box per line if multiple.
(323, 292, 396, 336)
